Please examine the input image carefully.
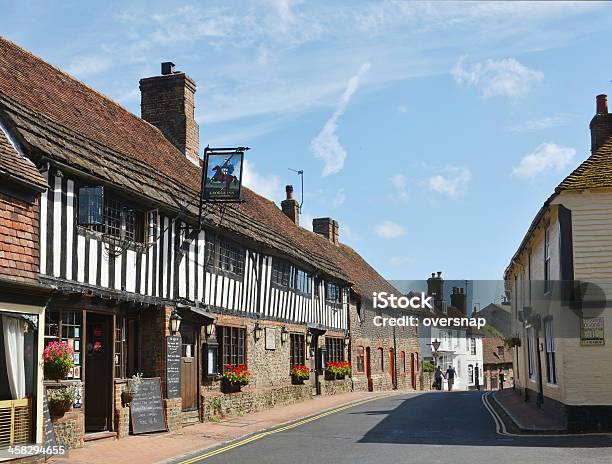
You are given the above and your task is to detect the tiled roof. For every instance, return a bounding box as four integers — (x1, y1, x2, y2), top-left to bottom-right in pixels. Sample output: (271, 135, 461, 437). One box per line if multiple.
(0, 123, 46, 190)
(0, 36, 350, 283)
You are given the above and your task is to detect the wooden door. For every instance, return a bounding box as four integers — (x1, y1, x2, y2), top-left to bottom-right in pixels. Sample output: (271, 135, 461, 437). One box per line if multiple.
(365, 347, 373, 392)
(410, 353, 416, 389)
(85, 313, 112, 432)
(180, 326, 198, 411)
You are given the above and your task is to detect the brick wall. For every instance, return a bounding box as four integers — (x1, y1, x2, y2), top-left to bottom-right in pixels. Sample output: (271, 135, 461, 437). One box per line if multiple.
(140, 306, 172, 396)
(0, 191, 39, 282)
(113, 381, 130, 438)
(164, 398, 183, 431)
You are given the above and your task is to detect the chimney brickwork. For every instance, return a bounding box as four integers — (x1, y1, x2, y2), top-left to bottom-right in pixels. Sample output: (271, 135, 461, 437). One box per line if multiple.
(450, 286, 467, 315)
(140, 63, 200, 165)
(427, 272, 444, 311)
(313, 217, 339, 245)
(281, 185, 300, 225)
(590, 94, 612, 154)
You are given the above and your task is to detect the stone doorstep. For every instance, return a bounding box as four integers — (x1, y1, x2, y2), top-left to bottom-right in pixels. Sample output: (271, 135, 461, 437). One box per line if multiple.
(491, 390, 567, 433)
(83, 431, 117, 444)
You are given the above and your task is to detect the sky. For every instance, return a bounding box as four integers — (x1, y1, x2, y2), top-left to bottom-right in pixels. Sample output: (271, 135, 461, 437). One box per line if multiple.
(3, 1, 612, 295)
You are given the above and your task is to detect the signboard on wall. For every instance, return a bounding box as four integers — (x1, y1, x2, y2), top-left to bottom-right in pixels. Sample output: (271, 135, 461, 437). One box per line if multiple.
(580, 317, 605, 346)
(265, 327, 276, 350)
(130, 378, 167, 434)
(202, 149, 244, 201)
(166, 336, 181, 399)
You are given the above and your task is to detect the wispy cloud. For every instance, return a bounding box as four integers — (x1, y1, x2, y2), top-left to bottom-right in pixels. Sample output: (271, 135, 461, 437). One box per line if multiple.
(331, 189, 346, 208)
(452, 56, 543, 98)
(512, 143, 576, 179)
(427, 166, 472, 196)
(510, 113, 574, 132)
(389, 174, 409, 200)
(311, 62, 370, 176)
(388, 256, 415, 267)
(375, 220, 405, 239)
(242, 159, 281, 201)
(67, 55, 113, 78)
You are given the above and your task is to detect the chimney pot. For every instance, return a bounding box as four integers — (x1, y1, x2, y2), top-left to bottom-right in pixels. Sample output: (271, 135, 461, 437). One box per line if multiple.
(431, 273, 435, 278)
(597, 94, 608, 114)
(161, 62, 176, 75)
(437, 271, 442, 278)
(285, 185, 294, 200)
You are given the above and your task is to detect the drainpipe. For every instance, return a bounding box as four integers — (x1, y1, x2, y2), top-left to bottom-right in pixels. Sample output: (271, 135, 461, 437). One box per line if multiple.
(392, 326, 398, 390)
(535, 327, 544, 407)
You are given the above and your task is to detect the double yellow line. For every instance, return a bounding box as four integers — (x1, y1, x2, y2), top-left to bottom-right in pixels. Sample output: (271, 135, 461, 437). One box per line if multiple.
(482, 391, 612, 438)
(177, 395, 389, 463)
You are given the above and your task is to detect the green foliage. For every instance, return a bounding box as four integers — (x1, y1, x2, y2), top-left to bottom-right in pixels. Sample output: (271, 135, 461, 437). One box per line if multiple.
(422, 361, 434, 373)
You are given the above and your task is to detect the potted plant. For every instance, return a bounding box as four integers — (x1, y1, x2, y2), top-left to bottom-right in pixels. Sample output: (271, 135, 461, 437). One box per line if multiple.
(290, 365, 310, 385)
(121, 373, 143, 406)
(222, 364, 250, 393)
(47, 386, 74, 419)
(326, 361, 352, 380)
(337, 361, 352, 378)
(43, 341, 74, 381)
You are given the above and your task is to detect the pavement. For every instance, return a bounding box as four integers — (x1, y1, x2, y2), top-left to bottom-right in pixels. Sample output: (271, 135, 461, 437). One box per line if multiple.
(49, 390, 394, 464)
(492, 388, 566, 432)
(173, 391, 612, 464)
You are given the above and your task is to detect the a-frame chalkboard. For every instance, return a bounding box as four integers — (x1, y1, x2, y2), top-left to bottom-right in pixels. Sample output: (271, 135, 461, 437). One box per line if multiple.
(129, 377, 167, 434)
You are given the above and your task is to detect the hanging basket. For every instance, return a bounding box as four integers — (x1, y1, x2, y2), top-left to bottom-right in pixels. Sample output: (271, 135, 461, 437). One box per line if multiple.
(48, 397, 73, 419)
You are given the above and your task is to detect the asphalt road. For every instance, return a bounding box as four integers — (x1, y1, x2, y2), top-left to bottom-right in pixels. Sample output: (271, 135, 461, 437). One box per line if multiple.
(175, 392, 612, 464)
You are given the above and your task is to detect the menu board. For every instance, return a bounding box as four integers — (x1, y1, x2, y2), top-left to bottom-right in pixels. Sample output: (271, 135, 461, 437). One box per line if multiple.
(129, 377, 167, 434)
(166, 336, 181, 399)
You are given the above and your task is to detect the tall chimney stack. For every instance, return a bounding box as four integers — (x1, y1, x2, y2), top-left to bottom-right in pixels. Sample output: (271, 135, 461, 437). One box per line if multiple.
(140, 62, 200, 166)
(281, 185, 300, 226)
(590, 94, 612, 154)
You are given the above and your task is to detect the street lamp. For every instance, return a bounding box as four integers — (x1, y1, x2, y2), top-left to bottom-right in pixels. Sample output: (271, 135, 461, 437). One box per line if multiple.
(281, 327, 289, 344)
(432, 339, 441, 367)
(254, 323, 263, 341)
(306, 332, 313, 346)
(169, 310, 182, 334)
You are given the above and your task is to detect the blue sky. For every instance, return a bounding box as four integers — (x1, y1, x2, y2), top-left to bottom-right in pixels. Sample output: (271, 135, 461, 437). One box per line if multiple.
(4, 1, 612, 289)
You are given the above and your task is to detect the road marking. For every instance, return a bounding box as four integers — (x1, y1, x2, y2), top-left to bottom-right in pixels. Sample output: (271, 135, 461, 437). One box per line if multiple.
(482, 391, 612, 438)
(177, 395, 396, 463)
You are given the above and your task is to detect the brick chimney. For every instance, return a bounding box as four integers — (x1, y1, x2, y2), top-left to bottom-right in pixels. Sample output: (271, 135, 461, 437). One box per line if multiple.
(281, 185, 300, 225)
(313, 218, 339, 245)
(427, 272, 444, 311)
(450, 286, 467, 315)
(590, 94, 612, 154)
(140, 62, 200, 165)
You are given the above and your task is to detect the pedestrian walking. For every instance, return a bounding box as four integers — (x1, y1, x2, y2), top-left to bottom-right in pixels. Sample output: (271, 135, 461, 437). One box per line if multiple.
(475, 363, 480, 391)
(445, 365, 456, 391)
(434, 365, 443, 391)
(498, 368, 505, 390)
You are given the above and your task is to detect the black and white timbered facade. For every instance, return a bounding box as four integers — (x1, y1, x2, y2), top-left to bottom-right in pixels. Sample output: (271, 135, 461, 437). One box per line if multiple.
(39, 168, 349, 331)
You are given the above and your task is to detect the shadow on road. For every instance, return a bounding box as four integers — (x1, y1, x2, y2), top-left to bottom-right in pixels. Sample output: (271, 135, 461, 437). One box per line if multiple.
(356, 392, 612, 449)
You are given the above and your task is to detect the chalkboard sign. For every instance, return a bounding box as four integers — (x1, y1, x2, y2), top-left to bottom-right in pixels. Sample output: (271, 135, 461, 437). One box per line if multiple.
(42, 389, 57, 450)
(129, 377, 167, 434)
(166, 336, 181, 399)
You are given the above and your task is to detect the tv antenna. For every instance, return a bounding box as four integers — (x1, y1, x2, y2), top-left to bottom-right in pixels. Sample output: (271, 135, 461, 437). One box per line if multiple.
(288, 168, 304, 211)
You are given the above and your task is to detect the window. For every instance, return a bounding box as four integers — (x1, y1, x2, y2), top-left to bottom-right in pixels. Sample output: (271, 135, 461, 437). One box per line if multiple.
(356, 346, 365, 373)
(290, 333, 305, 367)
(497, 346, 504, 357)
(544, 319, 557, 384)
(44, 310, 82, 379)
(470, 338, 476, 355)
(294, 268, 312, 294)
(326, 282, 341, 304)
(314, 280, 321, 298)
(527, 327, 535, 380)
(207, 238, 245, 276)
(217, 326, 246, 370)
(114, 317, 126, 379)
(146, 209, 159, 244)
(400, 351, 406, 374)
(271, 259, 291, 287)
(326, 337, 345, 363)
(378, 347, 384, 372)
(544, 226, 551, 293)
(78, 187, 145, 243)
(468, 364, 474, 384)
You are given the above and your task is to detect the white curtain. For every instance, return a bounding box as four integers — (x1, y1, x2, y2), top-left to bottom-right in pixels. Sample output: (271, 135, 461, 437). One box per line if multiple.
(2, 316, 25, 399)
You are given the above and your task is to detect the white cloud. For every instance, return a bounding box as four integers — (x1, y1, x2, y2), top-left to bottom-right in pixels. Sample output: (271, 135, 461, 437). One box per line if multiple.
(388, 256, 415, 267)
(311, 62, 370, 176)
(452, 56, 543, 98)
(510, 113, 574, 132)
(242, 159, 281, 201)
(375, 221, 405, 239)
(427, 166, 472, 196)
(389, 174, 409, 200)
(512, 143, 576, 179)
(397, 105, 408, 113)
(67, 55, 113, 78)
(300, 211, 314, 231)
(331, 189, 346, 208)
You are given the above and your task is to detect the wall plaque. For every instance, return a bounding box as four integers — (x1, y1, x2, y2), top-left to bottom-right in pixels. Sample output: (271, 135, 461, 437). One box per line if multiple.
(265, 327, 276, 350)
(581, 317, 605, 346)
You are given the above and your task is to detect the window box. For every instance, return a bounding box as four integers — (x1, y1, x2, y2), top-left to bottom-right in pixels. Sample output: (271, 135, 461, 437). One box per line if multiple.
(221, 378, 244, 393)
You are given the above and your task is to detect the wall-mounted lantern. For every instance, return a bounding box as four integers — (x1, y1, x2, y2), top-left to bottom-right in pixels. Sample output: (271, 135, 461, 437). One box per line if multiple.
(306, 332, 313, 346)
(205, 320, 215, 338)
(170, 310, 182, 334)
(254, 323, 263, 341)
(281, 327, 289, 344)
(344, 331, 351, 345)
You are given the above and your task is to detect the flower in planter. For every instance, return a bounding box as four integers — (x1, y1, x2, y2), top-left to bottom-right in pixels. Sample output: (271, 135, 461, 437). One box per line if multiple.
(326, 361, 352, 377)
(290, 365, 310, 379)
(223, 364, 251, 385)
(47, 386, 75, 417)
(43, 341, 74, 381)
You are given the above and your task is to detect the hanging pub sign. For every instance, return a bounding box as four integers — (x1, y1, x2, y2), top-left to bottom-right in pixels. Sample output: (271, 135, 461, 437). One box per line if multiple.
(201, 147, 247, 202)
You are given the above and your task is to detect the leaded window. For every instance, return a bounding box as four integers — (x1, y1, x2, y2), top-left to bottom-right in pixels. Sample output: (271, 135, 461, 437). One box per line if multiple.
(326, 337, 345, 363)
(206, 238, 245, 276)
(326, 282, 341, 304)
(271, 259, 291, 287)
(290, 333, 305, 367)
(218, 326, 246, 370)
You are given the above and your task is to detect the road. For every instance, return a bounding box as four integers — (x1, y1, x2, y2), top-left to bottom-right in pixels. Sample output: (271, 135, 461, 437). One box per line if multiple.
(172, 391, 612, 464)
